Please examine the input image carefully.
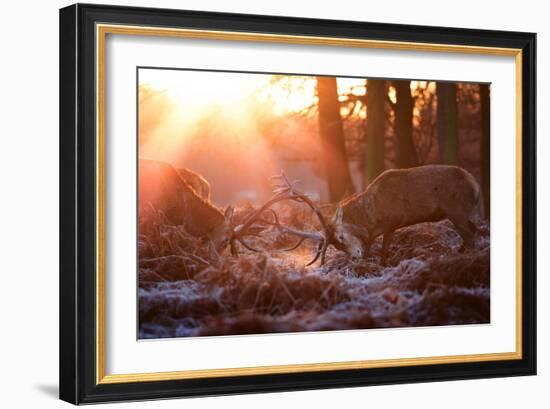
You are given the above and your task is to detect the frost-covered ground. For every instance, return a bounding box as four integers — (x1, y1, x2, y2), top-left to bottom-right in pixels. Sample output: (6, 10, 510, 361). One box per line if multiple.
(138, 207, 490, 339)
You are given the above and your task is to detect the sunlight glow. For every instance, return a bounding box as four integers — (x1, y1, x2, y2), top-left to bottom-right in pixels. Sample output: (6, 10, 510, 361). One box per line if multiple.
(140, 69, 269, 111)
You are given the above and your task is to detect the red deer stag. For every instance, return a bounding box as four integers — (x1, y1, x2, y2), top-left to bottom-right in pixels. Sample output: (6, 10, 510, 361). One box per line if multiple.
(330, 165, 485, 263)
(139, 158, 234, 251)
(265, 166, 485, 265)
(138, 158, 310, 254)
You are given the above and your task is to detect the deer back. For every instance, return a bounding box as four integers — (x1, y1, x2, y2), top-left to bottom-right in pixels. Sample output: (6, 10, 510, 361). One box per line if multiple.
(177, 167, 211, 202)
(139, 158, 224, 236)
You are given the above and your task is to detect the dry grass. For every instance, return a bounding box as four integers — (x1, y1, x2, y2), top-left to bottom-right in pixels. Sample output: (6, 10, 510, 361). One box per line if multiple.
(138, 204, 490, 339)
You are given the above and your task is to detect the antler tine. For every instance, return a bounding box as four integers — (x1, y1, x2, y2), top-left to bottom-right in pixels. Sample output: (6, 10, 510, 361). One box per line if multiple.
(260, 208, 279, 225)
(270, 170, 293, 187)
(284, 237, 307, 252)
(305, 239, 329, 266)
(288, 190, 331, 239)
(280, 171, 292, 187)
(268, 171, 285, 180)
(306, 243, 322, 266)
(237, 238, 261, 253)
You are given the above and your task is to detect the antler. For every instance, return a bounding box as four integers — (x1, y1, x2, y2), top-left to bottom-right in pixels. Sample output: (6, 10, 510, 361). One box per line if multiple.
(229, 171, 331, 266)
(269, 172, 332, 265)
(259, 208, 325, 252)
(228, 185, 300, 256)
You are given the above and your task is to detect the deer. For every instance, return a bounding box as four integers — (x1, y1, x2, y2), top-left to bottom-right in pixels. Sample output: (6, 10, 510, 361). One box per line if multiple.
(328, 165, 485, 263)
(138, 158, 301, 254)
(139, 157, 234, 251)
(177, 167, 211, 201)
(254, 166, 485, 266)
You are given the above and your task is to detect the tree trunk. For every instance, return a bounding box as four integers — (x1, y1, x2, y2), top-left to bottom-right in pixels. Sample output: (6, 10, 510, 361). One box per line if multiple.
(364, 79, 386, 185)
(479, 84, 490, 218)
(393, 80, 418, 168)
(316, 76, 355, 202)
(436, 82, 459, 165)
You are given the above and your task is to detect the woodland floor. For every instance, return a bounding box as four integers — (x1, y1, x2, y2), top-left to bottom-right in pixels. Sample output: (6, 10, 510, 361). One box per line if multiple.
(138, 204, 490, 339)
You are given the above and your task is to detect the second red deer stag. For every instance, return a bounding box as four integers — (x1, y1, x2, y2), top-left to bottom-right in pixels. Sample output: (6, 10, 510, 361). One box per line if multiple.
(138, 158, 284, 254)
(330, 165, 485, 262)
(139, 158, 233, 251)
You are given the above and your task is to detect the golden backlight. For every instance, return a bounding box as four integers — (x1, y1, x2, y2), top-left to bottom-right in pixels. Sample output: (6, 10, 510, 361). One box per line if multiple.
(138, 69, 368, 205)
(137, 70, 437, 207)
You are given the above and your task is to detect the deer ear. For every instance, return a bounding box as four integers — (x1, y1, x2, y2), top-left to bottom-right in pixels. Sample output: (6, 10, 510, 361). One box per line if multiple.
(332, 206, 344, 225)
(224, 205, 234, 225)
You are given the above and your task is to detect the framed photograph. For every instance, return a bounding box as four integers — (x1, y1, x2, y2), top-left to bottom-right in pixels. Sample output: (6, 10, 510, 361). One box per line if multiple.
(59, 3, 536, 404)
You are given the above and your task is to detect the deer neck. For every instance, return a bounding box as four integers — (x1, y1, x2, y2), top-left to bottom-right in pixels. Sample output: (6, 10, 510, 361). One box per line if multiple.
(341, 193, 373, 230)
(181, 183, 225, 237)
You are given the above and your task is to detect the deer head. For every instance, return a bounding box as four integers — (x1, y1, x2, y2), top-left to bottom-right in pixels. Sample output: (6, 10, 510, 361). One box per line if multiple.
(204, 205, 235, 252)
(330, 206, 369, 260)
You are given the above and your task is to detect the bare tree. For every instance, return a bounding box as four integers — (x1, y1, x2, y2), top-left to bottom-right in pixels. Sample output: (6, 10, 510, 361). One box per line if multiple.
(316, 76, 355, 201)
(412, 81, 436, 165)
(364, 79, 386, 185)
(390, 80, 418, 168)
(436, 82, 459, 165)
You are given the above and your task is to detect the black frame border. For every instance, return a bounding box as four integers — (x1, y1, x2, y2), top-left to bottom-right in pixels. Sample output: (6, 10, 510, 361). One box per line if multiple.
(59, 3, 536, 404)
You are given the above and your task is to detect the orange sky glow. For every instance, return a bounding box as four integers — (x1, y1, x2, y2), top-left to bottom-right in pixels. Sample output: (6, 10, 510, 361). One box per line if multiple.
(137, 69, 436, 205)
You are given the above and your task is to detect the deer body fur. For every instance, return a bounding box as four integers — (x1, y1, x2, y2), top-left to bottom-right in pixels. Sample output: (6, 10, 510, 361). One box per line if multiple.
(332, 165, 485, 261)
